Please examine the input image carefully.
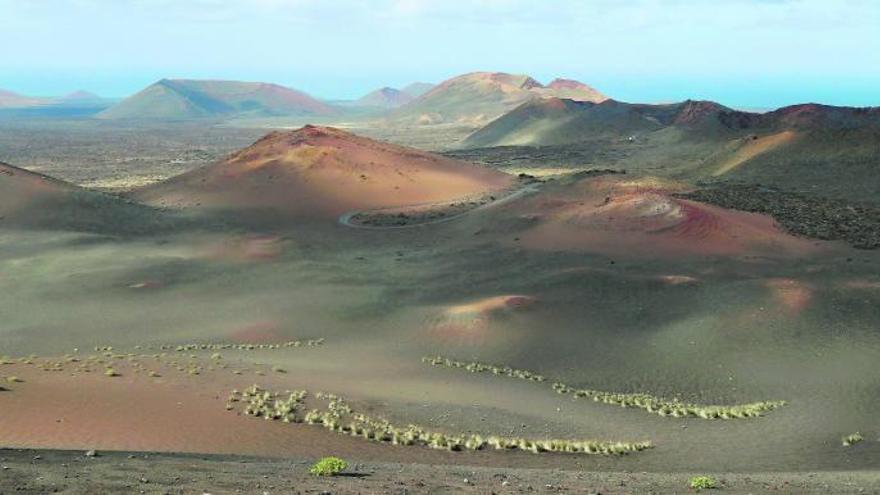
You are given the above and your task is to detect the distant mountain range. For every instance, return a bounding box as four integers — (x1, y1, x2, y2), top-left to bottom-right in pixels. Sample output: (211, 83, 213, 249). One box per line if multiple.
(0, 89, 112, 109)
(4, 71, 878, 168)
(388, 72, 607, 125)
(97, 79, 337, 119)
(460, 96, 880, 204)
(0, 89, 48, 108)
(55, 90, 108, 106)
(465, 97, 880, 147)
(350, 82, 436, 108)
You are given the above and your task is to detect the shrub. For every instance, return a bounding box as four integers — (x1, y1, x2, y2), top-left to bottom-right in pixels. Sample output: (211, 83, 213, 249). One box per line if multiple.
(842, 432, 864, 447)
(309, 456, 347, 476)
(689, 475, 717, 491)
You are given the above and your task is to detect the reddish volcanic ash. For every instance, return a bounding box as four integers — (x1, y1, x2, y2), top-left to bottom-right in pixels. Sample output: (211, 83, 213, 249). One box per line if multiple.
(766, 278, 814, 314)
(134, 126, 513, 219)
(203, 234, 285, 262)
(427, 295, 536, 345)
(227, 320, 284, 343)
(513, 176, 823, 259)
(0, 162, 73, 218)
(0, 359, 458, 462)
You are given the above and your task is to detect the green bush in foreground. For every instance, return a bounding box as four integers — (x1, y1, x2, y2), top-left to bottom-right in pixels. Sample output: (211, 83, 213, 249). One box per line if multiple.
(310, 456, 347, 476)
(689, 475, 717, 491)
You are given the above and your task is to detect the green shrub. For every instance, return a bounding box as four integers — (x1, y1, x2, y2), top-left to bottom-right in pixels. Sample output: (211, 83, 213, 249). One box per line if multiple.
(842, 432, 864, 447)
(689, 475, 717, 491)
(309, 456, 347, 476)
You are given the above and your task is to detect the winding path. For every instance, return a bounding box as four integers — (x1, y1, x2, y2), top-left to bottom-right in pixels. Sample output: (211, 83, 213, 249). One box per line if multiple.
(337, 182, 542, 230)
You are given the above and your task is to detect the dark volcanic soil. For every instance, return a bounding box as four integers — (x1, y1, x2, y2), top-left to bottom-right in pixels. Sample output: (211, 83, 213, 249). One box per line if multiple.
(678, 184, 880, 249)
(1, 448, 878, 494)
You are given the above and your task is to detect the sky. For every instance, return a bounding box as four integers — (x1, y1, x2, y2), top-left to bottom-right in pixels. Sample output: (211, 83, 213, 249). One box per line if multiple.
(1, 0, 878, 108)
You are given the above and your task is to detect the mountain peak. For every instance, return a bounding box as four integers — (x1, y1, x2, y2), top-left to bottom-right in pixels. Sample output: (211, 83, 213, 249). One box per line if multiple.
(356, 87, 413, 108)
(547, 78, 589, 90)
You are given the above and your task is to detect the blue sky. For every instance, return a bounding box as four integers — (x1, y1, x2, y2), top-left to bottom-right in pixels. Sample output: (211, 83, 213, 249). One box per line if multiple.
(1, 0, 878, 108)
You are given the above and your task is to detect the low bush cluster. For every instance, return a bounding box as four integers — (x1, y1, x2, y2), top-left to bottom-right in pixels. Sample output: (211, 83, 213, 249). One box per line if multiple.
(234, 385, 652, 456)
(424, 355, 786, 420)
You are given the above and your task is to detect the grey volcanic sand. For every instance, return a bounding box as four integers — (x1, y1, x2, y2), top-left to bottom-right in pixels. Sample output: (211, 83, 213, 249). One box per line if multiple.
(1, 191, 879, 473)
(1, 449, 879, 494)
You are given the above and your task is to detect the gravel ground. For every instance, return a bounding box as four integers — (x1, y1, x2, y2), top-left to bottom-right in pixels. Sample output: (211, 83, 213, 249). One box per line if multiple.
(1, 449, 878, 494)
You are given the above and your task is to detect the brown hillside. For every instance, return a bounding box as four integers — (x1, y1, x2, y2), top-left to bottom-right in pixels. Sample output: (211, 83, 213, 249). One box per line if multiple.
(0, 162, 73, 217)
(134, 125, 514, 219)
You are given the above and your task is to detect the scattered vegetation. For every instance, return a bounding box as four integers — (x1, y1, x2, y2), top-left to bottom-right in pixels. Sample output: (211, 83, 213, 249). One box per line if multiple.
(0, 340, 325, 379)
(422, 356, 545, 382)
(309, 456, 348, 477)
(689, 475, 718, 491)
(842, 432, 864, 447)
(234, 385, 652, 456)
(424, 355, 786, 420)
(159, 339, 325, 352)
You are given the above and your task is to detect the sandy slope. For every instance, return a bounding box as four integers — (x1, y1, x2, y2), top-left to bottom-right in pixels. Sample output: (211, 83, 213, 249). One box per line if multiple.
(0, 161, 174, 233)
(713, 131, 799, 176)
(0, 161, 73, 214)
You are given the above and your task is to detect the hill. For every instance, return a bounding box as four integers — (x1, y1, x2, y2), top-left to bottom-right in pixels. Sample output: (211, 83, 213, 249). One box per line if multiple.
(492, 174, 819, 259)
(400, 82, 435, 98)
(54, 90, 108, 106)
(0, 89, 48, 108)
(133, 125, 514, 219)
(461, 98, 880, 203)
(389, 72, 606, 126)
(464, 98, 754, 147)
(711, 108, 880, 202)
(534, 78, 607, 102)
(355, 87, 414, 108)
(0, 161, 171, 233)
(467, 98, 880, 148)
(97, 79, 337, 120)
